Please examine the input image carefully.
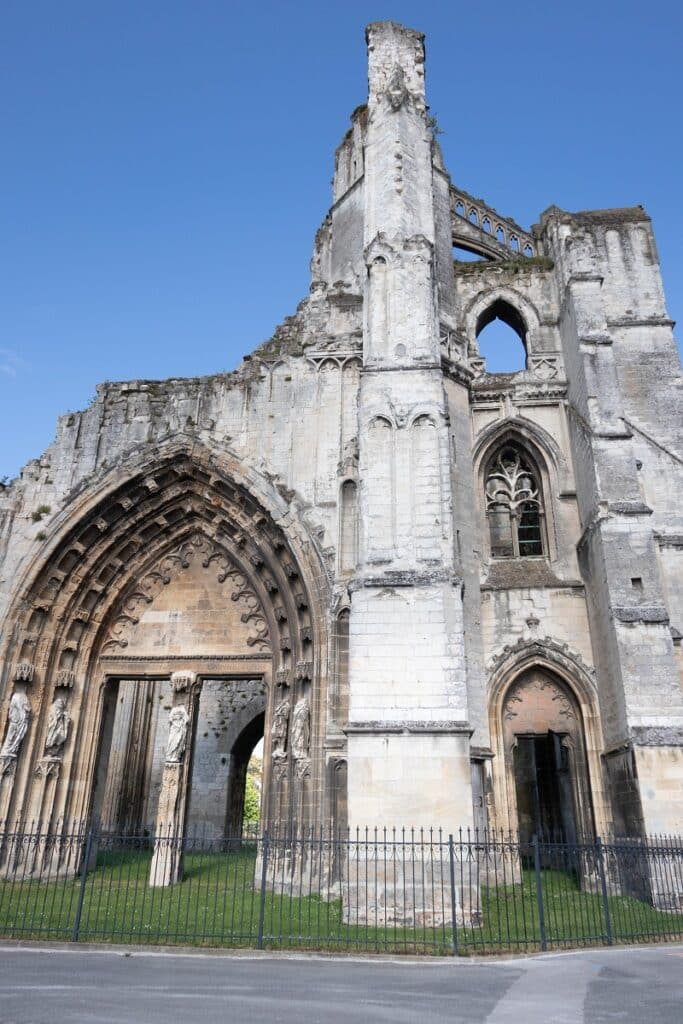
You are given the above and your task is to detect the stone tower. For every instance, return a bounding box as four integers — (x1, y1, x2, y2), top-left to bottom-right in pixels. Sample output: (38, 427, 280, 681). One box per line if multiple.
(0, 21, 681, 851)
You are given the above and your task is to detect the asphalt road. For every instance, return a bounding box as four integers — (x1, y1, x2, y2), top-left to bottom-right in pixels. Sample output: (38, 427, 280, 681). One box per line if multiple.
(0, 943, 680, 1023)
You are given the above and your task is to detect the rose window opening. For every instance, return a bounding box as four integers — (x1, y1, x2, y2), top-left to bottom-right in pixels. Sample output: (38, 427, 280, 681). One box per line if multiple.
(485, 446, 544, 558)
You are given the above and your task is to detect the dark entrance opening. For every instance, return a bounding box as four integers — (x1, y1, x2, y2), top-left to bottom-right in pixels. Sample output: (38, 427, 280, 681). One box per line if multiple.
(224, 713, 264, 839)
(513, 731, 578, 845)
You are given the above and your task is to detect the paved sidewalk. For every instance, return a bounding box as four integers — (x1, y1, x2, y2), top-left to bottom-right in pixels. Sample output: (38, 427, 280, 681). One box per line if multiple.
(0, 943, 680, 1023)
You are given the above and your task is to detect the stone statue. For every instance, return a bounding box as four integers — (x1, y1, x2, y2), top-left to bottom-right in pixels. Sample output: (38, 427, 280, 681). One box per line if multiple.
(291, 697, 310, 760)
(1, 692, 31, 758)
(45, 696, 70, 756)
(166, 705, 189, 763)
(271, 697, 290, 754)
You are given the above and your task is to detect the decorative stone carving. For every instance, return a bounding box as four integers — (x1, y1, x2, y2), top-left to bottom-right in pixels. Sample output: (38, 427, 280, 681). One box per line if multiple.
(0, 756, 17, 779)
(276, 668, 290, 689)
(170, 670, 197, 693)
(504, 675, 576, 722)
(44, 696, 70, 756)
(103, 532, 271, 653)
(1, 692, 31, 757)
(291, 698, 310, 761)
(34, 756, 61, 780)
(166, 705, 190, 763)
(485, 448, 541, 515)
(271, 697, 290, 754)
(439, 324, 467, 364)
(55, 668, 76, 688)
(295, 661, 313, 682)
(529, 356, 559, 380)
(386, 65, 408, 110)
(13, 662, 34, 683)
(271, 750, 288, 781)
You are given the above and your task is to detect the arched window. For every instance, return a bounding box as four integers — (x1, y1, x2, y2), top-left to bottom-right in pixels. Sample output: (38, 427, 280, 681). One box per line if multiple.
(475, 299, 527, 373)
(485, 445, 544, 557)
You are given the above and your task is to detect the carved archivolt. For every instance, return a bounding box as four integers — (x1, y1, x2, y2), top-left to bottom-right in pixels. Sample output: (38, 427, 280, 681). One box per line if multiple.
(102, 532, 271, 654)
(487, 636, 596, 690)
(0, 451, 325, 830)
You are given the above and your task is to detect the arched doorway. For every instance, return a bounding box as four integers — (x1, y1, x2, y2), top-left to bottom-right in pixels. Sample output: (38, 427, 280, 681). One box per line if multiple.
(501, 668, 595, 843)
(0, 451, 329, 849)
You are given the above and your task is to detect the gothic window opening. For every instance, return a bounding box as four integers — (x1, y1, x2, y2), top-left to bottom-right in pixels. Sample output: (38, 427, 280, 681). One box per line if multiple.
(475, 299, 527, 372)
(485, 445, 544, 558)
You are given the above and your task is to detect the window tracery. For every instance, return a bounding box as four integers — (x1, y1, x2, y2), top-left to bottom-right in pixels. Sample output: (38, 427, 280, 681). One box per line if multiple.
(485, 446, 544, 557)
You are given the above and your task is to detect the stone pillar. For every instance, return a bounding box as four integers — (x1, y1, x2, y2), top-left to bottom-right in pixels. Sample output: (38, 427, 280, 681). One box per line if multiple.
(149, 671, 200, 887)
(0, 756, 18, 826)
(347, 22, 474, 839)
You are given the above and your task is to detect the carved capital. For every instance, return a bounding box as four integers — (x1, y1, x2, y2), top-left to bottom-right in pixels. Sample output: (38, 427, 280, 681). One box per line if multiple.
(0, 755, 17, 779)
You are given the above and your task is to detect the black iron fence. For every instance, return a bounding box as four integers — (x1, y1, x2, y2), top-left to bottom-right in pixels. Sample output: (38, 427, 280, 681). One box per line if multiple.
(0, 824, 681, 954)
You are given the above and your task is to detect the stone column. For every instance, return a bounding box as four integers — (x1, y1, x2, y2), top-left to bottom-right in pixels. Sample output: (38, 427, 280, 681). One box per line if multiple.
(149, 672, 200, 887)
(0, 756, 18, 827)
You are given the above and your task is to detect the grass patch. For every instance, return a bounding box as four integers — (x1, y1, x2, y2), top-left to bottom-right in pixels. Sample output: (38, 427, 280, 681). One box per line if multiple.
(0, 846, 680, 955)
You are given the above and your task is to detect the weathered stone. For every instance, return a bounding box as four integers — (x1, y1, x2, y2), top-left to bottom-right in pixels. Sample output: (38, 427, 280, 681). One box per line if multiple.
(0, 20, 681, 860)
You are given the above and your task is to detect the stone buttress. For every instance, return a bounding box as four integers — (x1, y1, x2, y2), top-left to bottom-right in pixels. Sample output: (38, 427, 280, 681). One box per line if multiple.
(345, 23, 474, 832)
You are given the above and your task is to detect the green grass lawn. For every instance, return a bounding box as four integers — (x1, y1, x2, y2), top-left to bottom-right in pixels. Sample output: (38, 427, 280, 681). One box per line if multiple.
(0, 845, 681, 955)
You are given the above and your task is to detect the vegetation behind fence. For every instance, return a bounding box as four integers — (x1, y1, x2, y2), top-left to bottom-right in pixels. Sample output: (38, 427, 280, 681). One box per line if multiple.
(0, 825, 681, 955)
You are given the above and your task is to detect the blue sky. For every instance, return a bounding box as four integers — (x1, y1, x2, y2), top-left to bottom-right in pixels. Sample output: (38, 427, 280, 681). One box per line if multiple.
(2, 0, 681, 480)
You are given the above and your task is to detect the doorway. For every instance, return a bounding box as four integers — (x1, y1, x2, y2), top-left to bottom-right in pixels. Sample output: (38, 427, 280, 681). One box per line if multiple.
(501, 668, 595, 843)
(513, 732, 577, 844)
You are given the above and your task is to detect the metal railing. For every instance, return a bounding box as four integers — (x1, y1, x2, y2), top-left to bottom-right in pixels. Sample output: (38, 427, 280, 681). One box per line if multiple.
(0, 824, 681, 954)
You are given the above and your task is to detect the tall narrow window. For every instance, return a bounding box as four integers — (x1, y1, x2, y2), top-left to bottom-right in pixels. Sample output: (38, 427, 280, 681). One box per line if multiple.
(485, 446, 544, 557)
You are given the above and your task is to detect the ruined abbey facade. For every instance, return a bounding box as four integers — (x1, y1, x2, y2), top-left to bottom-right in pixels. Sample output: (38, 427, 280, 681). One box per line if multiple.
(1, 22, 682, 848)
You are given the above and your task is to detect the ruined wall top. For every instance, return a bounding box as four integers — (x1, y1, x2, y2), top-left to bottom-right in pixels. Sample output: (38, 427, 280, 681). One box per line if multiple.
(365, 21, 427, 113)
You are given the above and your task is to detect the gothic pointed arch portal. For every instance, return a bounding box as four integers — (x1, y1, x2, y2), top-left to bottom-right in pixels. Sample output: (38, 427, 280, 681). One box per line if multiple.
(497, 668, 596, 844)
(0, 452, 330, 842)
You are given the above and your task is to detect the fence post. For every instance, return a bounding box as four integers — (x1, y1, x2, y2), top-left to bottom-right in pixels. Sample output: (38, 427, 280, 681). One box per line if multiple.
(596, 836, 613, 946)
(448, 833, 458, 955)
(532, 835, 547, 952)
(71, 828, 94, 943)
(257, 830, 270, 950)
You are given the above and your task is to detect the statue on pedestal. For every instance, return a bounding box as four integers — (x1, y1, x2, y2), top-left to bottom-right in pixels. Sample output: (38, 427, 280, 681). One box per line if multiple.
(0, 692, 30, 758)
(166, 705, 189, 763)
(45, 697, 70, 756)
